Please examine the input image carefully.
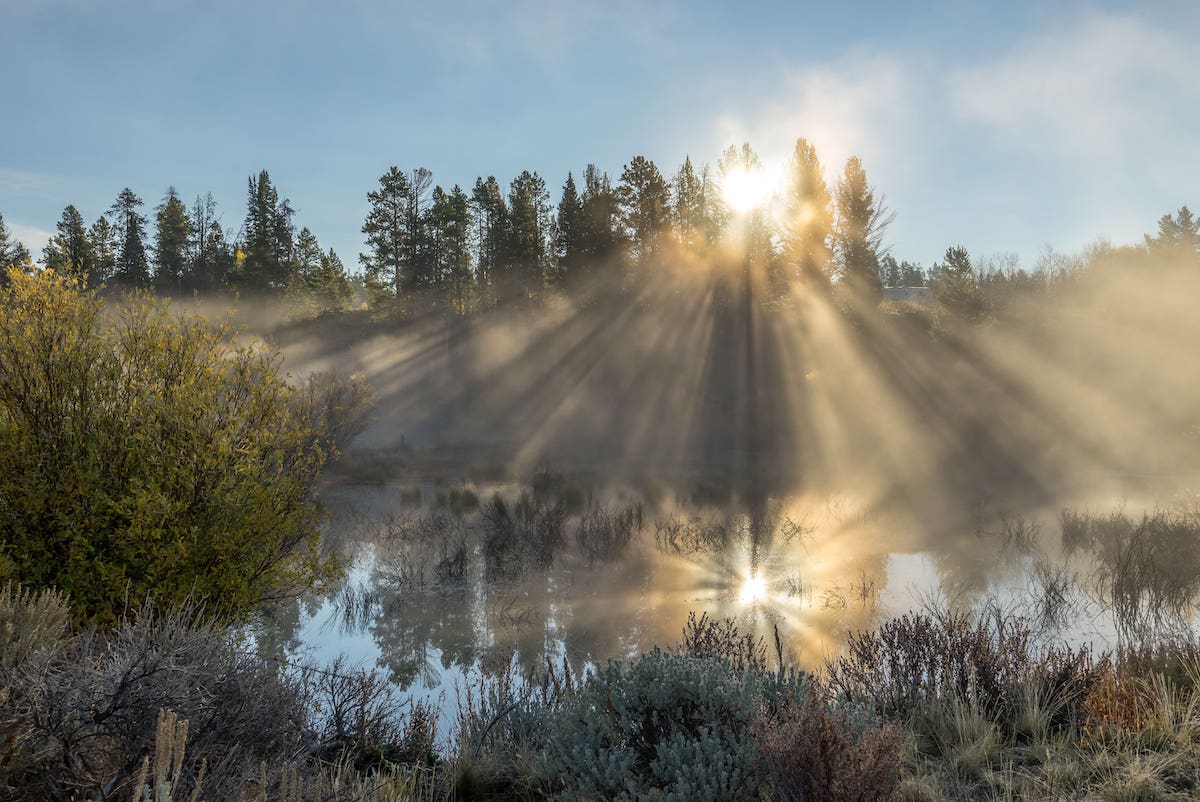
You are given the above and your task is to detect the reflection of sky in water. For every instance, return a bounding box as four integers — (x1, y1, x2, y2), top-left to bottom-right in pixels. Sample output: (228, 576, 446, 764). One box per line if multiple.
(268, 482, 1200, 732)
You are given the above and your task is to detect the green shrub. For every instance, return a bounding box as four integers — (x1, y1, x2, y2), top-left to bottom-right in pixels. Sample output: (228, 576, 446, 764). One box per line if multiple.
(534, 650, 765, 801)
(0, 269, 368, 621)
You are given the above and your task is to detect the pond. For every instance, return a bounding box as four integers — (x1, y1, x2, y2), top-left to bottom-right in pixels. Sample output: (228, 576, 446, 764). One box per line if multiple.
(263, 472, 1200, 729)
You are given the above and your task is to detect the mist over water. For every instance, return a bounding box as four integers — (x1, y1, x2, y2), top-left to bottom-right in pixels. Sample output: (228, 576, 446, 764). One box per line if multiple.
(251, 249, 1200, 702)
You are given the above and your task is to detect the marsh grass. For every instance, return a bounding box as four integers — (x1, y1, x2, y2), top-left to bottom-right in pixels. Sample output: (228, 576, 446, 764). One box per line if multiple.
(15, 512, 1200, 802)
(574, 502, 640, 564)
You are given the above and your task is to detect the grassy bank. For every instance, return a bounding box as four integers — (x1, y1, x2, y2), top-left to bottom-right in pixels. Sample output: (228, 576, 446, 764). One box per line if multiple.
(4, 585, 1200, 801)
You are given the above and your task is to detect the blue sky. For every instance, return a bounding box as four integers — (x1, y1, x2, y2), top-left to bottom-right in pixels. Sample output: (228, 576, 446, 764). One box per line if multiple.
(3, 0, 1198, 271)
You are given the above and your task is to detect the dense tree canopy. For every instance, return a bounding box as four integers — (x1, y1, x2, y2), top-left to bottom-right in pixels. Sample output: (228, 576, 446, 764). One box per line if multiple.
(10, 136, 1193, 326)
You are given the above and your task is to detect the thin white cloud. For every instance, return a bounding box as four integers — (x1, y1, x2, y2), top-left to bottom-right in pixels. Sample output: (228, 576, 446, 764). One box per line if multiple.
(8, 223, 53, 260)
(0, 167, 78, 198)
(947, 13, 1200, 165)
(711, 52, 916, 184)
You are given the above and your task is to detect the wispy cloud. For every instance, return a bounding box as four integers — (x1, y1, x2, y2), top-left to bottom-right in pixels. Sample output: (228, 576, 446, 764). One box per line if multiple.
(710, 52, 917, 186)
(0, 167, 80, 200)
(947, 13, 1200, 165)
(8, 223, 53, 259)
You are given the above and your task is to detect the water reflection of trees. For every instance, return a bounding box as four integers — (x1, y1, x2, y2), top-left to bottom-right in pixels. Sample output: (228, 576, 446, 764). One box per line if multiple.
(302, 488, 919, 689)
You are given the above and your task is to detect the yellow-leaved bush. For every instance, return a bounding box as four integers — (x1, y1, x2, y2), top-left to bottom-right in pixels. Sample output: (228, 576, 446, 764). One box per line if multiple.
(0, 268, 361, 622)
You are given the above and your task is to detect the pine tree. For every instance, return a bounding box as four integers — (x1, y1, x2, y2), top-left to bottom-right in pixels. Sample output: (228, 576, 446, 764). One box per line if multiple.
(153, 187, 191, 296)
(506, 170, 552, 308)
(88, 216, 118, 286)
(0, 212, 31, 278)
(430, 185, 474, 314)
(294, 227, 324, 290)
(555, 172, 583, 284)
(618, 156, 672, 267)
(187, 193, 222, 291)
(1146, 206, 1200, 255)
(43, 205, 93, 282)
(470, 176, 507, 311)
(361, 166, 427, 314)
(834, 156, 892, 305)
(109, 188, 150, 288)
(933, 245, 985, 320)
(578, 164, 624, 274)
(311, 248, 353, 312)
(241, 171, 294, 291)
(900, 260, 926, 287)
(781, 138, 834, 289)
(672, 157, 712, 251)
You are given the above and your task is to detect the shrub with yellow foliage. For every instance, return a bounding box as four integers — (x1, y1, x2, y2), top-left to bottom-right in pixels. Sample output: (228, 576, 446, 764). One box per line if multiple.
(0, 268, 363, 621)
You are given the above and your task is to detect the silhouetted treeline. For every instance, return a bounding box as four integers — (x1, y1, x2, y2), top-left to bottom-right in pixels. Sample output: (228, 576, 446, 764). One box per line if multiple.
(4, 137, 1198, 321)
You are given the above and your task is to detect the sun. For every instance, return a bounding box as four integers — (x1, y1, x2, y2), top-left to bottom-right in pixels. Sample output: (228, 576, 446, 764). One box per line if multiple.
(722, 167, 773, 214)
(738, 572, 768, 605)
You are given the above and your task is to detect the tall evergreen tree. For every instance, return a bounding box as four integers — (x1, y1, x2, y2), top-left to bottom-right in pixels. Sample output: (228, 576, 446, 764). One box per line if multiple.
(0, 212, 31, 280)
(405, 168, 435, 293)
(618, 155, 672, 267)
(310, 248, 353, 312)
(578, 164, 624, 273)
(470, 176, 507, 311)
(430, 185, 474, 314)
(506, 170, 552, 308)
(361, 167, 408, 311)
(360, 166, 432, 314)
(781, 138, 834, 289)
(555, 172, 583, 284)
(834, 156, 891, 305)
(293, 227, 324, 290)
(671, 157, 712, 250)
(88, 216, 118, 286)
(153, 187, 191, 295)
(933, 245, 985, 319)
(109, 188, 150, 288)
(202, 220, 236, 291)
(43, 205, 93, 282)
(241, 171, 294, 291)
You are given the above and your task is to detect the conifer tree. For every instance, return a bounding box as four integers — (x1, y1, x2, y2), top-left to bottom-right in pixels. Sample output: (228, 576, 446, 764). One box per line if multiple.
(361, 166, 425, 313)
(470, 176, 507, 311)
(88, 216, 118, 286)
(294, 227, 324, 289)
(109, 188, 150, 288)
(310, 247, 353, 312)
(430, 185, 474, 314)
(781, 138, 834, 289)
(933, 245, 985, 319)
(834, 156, 891, 305)
(153, 187, 191, 295)
(43, 205, 93, 282)
(506, 170, 552, 308)
(1146, 206, 1200, 255)
(241, 171, 294, 291)
(671, 157, 720, 252)
(578, 165, 624, 273)
(555, 172, 583, 284)
(618, 155, 672, 267)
